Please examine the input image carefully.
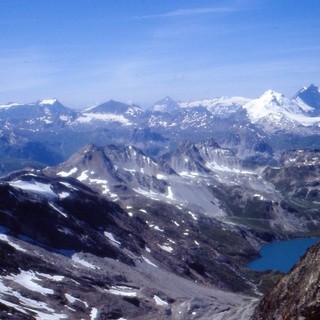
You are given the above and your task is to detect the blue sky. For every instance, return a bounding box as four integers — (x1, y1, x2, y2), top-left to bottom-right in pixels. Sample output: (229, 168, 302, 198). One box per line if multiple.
(0, 0, 320, 108)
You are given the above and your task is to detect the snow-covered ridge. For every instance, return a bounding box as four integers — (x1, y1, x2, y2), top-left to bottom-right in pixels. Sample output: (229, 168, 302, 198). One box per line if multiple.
(179, 96, 250, 113)
(0, 99, 59, 110)
(1, 84, 320, 131)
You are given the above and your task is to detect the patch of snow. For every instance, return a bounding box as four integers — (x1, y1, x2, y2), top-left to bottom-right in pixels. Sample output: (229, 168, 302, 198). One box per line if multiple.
(9, 180, 56, 197)
(104, 231, 121, 245)
(166, 186, 175, 200)
(5, 270, 54, 295)
(90, 308, 98, 320)
(65, 293, 77, 303)
(158, 244, 173, 253)
(59, 182, 78, 190)
(57, 167, 78, 177)
(58, 191, 70, 199)
(64, 293, 89, 308)
(39, 99, 57, 105)
(108, 286, 137, 297)
(0, 102, 21, 110)
(156, 174, 167, 180)
(0, 234, 26, 252)
(77, 170, 89, 181)
(49, 202, 68, 218)
(139, 209, 147, 213)
(133, 188, 160, 200)
(72, 254, 97, 269)
(142, 256, 158, 268)
(59, 115, 69, 121)
(253, 194, 264, 200)
(188, 210, 198, 220)
(38, 273, 64, 282)
(89, 178, 108, 185)
(153, 226, 164, 232)
(77, 113, 132, 126)
(153, 295, 168, 306)
(0, 297, 27, 314)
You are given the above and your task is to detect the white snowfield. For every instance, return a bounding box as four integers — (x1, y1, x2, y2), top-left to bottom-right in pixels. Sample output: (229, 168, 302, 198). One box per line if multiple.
(179, 96, 250, 112)
(76, 112, 132, 125)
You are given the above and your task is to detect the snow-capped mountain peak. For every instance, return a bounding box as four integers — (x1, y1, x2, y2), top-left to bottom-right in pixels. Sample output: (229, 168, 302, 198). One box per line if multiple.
(258, 89, 285, 105)
(84, 100, 142, 115)
(243, 90, 306, 124)
(151, 96, 180, 113)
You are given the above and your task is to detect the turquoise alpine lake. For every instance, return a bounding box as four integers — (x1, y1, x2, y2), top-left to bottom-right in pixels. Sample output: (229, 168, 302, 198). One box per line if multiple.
(248, 238, 320, 272)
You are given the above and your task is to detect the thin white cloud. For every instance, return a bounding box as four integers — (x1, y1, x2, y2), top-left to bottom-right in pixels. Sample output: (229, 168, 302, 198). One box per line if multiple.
(137, 6, 237, 19)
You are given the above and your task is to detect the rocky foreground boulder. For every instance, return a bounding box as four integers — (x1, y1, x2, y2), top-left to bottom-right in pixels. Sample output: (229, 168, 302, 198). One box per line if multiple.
(251, 241, 320, 320)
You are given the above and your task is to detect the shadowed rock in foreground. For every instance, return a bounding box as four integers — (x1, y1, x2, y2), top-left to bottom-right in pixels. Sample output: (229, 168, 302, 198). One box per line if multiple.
(251, 242, 320, 320)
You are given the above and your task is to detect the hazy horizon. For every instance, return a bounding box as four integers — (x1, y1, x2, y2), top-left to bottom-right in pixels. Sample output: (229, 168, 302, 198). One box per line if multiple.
(1, 0, 319, 108)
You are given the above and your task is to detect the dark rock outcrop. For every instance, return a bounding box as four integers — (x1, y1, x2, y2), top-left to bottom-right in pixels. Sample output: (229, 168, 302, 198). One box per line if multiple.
(251, 241, 320, 320)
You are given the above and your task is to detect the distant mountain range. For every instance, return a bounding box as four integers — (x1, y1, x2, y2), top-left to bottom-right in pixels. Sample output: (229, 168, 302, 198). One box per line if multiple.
(0, 84, 319, 175)
(0, 84, 320, 319)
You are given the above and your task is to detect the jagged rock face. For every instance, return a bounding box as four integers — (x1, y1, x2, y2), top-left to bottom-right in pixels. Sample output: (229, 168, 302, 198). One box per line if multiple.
(45, 144, 174, 198)
(251, 242, 320, 320)
(161, 139, 241, 175)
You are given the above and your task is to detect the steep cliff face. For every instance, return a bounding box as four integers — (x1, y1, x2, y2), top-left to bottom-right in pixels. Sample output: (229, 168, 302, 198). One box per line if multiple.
(251, 242, 320, 320)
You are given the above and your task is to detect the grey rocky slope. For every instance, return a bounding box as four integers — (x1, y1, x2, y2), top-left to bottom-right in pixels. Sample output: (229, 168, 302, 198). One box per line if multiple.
(0, 169, 259, 319)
